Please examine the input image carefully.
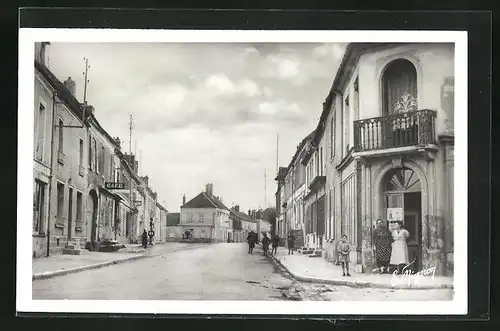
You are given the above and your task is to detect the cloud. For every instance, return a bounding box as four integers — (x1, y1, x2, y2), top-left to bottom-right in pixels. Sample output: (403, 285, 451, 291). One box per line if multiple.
(46, 42, 344, 211)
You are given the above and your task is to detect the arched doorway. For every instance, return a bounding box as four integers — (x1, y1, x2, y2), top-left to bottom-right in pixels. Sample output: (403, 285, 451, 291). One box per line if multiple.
(382, 59, 418, 115)
(383, 166, 422, 272)
(87, 190, 98, 245)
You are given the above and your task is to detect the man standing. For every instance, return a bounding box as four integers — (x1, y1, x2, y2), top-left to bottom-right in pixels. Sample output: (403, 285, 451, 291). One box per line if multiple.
(271, 234, 280, 255)
(247, 231, 255, 254)
(287, 233, 296, 255)
(261, 234, 270, 256)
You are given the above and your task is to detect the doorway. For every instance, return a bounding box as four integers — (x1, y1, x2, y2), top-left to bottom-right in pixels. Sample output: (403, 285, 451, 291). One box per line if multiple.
(67, 187, 73, 241)
(88, 190, 98, 244)
(384, 167, 422, 273)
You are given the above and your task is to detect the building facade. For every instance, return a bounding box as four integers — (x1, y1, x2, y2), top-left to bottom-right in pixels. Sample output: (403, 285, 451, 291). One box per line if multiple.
(33, 42, 170, 256)
(33, 43, 89, 256)
(180, 184, 232, 242)
(293, 43, 455, 275)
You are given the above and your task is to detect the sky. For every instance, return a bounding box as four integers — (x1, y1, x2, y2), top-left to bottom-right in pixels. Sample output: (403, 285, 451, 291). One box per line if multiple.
(46, 42, 347, 213)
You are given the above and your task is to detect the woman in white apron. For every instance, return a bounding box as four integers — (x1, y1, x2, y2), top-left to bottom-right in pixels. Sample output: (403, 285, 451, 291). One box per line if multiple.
(390, 221, 410, 274)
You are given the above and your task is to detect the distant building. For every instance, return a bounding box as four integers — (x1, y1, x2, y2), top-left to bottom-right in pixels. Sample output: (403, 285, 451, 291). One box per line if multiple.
(180, 183, 232, 242)
(229, 205, 255, 243)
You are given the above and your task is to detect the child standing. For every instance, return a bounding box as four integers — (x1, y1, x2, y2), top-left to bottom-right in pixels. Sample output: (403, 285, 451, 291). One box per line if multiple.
(337, 234, 352, 276)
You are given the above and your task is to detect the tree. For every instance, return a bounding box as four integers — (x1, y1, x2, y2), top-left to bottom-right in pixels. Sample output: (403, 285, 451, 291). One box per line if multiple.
(262, 207, 277, 236)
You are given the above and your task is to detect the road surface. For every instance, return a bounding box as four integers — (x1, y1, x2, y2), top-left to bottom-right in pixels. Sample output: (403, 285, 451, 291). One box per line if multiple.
(32, 243, 453, 301)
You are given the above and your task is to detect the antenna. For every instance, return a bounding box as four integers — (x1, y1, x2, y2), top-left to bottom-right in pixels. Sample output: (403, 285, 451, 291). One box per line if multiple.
(140, 150, 143, 175)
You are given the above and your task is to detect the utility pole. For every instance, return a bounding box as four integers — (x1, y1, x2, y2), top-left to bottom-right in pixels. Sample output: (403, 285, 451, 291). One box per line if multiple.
(128, 114, 134, 155)
(264, 170, 267, 207)
(276, 134, 279, 175)
(83, 57, 90, 106)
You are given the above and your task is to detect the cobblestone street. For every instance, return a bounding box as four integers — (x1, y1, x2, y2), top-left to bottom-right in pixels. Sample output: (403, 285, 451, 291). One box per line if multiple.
(32, 243, 453, 301)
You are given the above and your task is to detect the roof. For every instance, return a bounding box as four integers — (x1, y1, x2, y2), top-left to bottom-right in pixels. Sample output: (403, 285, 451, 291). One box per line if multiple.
(278, 130, 315, 179)
(156, 201, 168, 211)
(181, 192, 229, 210)
(229, 208, 255, 223)
(166, 213, 180, 226)
(310, 43, 405, 147)
(35, 60, 86, 124)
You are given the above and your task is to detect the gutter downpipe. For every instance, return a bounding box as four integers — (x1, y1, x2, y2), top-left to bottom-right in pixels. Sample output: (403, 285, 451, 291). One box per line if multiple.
(46, 91, 58, 257)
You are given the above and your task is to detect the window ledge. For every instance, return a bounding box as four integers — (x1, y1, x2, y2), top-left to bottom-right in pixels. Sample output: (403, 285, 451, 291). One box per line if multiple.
(32, 233, 46, 238)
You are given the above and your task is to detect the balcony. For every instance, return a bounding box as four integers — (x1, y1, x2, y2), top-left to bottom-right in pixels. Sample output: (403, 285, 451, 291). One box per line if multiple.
(353, 109, 437, 154)
(308, 175, 326, 192)
(57, 150, 66, 165)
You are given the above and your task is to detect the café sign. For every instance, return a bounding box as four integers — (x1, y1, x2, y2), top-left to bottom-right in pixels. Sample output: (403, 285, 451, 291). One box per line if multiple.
(105, 182, 125, 190)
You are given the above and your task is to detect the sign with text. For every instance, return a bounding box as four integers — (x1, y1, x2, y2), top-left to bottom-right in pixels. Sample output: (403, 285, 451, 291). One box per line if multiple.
(105, 182, 125, 190)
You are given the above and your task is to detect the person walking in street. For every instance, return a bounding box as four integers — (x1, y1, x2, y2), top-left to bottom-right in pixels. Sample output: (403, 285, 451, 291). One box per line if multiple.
(247, 231, 255, 254)
(141, 229, 148, 249)
(287, 233, 296, 255)
(261, 233, 270, 256)
(271, 234, 279, 255)
(390, 221, 410, 274)
(372, 219, 393, 274)
(337, 234, 352, 276)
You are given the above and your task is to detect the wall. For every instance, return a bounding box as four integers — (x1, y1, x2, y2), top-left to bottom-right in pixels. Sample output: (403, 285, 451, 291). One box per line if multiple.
(33, 71, 55, 257)
(47, 97, 87, 252)
(357, 43, 455, 135)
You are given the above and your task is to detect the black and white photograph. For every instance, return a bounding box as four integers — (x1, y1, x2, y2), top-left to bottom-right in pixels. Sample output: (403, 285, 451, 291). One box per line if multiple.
(18, 29, 467, 315)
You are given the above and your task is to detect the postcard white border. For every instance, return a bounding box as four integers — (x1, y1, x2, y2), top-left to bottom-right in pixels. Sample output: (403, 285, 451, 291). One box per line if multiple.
(18, 29, 468, 315)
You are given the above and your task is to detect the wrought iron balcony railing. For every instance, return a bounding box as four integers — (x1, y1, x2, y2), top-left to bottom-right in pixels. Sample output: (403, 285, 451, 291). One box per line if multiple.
(353, 109, 436, 153)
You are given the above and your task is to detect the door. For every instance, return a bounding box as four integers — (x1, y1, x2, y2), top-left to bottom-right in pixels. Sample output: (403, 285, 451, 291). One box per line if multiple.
(404, 211, 421, 272)
(68, 188, 73, 241)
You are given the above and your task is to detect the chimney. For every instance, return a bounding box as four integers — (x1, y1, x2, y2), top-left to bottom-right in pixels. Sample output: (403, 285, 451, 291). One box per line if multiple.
(234, 205, 240, 212)
(35, 42, 50, 66)
(182, 194, 186, 205)
(205, 183, 213, 197)
(64, 77, 76, 95)
(248, 209, 251, 217)
(114, 137, 121, 148)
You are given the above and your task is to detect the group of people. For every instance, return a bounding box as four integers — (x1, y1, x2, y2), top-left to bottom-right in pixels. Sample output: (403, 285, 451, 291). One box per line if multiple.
(372, 219, 411, 274)
(335, 219, 411, 277)
(246, 231, 296, 256)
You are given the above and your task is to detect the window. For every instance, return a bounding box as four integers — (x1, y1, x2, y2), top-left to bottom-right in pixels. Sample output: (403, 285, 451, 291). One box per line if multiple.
(330, 116, 335, 159)
(79, 138, 83, 167)
(89, 137, 93, 169)
(315, 151, 319, 177)
(354, 77, 360, 121)
(76, 192, 83, 229)
(35, 103, 46, 161)
(344, 96, 350, 155)
(382, 59, 417, 115)
(93, 139, 98, 172)
(33, 180, 46, 233)
(58, 119, 64, 153)
(68, 187, 73, 234)
(320, 147, 323, 176)
(99, 145, 105, 176)
(56, 182, 64, 226)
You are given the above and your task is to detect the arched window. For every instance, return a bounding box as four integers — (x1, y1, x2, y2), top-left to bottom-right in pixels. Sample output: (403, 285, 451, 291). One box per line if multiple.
(384, 167, 421, 193)
(382, 59, 418, 115)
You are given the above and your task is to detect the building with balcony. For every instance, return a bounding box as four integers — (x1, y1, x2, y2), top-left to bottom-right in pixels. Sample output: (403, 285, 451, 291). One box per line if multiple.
(180, 183, 232, 242)
(302, 42, 455, 275)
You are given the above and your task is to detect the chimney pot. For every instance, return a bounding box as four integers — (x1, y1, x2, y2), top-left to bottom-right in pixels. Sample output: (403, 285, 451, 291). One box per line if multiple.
(64, 77, 76, 95)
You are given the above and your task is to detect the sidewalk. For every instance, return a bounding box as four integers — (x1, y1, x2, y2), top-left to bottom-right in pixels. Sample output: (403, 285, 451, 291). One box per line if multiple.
(32, 242, 189, 281)
(268, 248, 454, 290)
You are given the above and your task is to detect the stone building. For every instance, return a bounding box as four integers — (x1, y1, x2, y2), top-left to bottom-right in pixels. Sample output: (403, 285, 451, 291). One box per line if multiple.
(156, 202, 168, 242)
(275, 132, 315, 248)
(33, 42, 89, 256)
(229, 205, 255, 243)
(180, 184, 232, 242)
(297, 43, 454, 275)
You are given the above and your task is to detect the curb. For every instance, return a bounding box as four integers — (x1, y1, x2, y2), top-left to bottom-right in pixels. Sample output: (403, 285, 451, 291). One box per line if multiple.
(32, 254, 148, 281)
(32, 243, 211, 281)
(267, 254, 453, 290)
